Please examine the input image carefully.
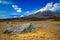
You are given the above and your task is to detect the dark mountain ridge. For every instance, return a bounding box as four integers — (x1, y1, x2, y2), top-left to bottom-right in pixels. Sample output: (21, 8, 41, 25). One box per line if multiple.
(0, 11, 60, 21)
(19, 11, 60, 20)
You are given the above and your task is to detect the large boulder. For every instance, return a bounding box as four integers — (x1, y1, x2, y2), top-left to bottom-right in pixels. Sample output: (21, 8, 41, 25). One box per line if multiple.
(4, 23, 35, 34)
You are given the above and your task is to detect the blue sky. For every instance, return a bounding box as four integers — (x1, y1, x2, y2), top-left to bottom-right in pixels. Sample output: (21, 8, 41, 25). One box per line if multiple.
(0, 0, 60, 19)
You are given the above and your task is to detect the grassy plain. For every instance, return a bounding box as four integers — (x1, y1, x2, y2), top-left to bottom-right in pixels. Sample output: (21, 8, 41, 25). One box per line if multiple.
(0, 20, 60, 40)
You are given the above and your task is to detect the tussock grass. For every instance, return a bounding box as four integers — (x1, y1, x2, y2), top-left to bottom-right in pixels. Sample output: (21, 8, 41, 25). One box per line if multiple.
(0, 20, 60, 40)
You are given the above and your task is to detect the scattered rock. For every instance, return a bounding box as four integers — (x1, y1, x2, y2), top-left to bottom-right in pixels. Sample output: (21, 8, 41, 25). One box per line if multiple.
(4, 23, 35, 34)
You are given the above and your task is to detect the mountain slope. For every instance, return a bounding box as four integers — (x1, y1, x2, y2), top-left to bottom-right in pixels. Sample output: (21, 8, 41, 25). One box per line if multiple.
(21, 11, 60, 20)
(0, 11, 60, 21)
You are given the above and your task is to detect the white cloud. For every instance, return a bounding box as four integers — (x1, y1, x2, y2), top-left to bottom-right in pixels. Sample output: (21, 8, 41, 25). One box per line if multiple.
(12, 5, 22, 13)
(20, 15, 24, 17)
(50, 2, 60, 11)
(13, 16, 17, 18)
(0, 0, 12, 4)
(12, 5, 18, 10)
(17, 8, 22, 13)
(25, 11, 32, 15)
(35, 2, 60, 13)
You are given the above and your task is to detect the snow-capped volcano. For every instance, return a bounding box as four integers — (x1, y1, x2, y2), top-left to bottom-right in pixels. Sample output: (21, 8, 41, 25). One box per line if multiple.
(20, 10, 60, 20)
(0, 10, 60, 21)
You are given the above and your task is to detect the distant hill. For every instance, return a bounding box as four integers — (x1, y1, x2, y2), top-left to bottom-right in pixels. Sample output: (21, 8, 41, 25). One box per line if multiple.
(0, 11, 60, 21)
(19, 11, 60, 20)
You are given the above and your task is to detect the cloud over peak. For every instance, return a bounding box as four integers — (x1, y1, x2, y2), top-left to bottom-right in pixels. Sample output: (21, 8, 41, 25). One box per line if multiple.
(50, 2, 60, 11)
(35, 2, 60, 13)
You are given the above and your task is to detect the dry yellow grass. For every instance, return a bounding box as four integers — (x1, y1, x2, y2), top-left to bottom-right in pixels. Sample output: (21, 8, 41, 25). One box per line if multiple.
(0, 28, 54, 40)
(0, 20, 60, 40)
